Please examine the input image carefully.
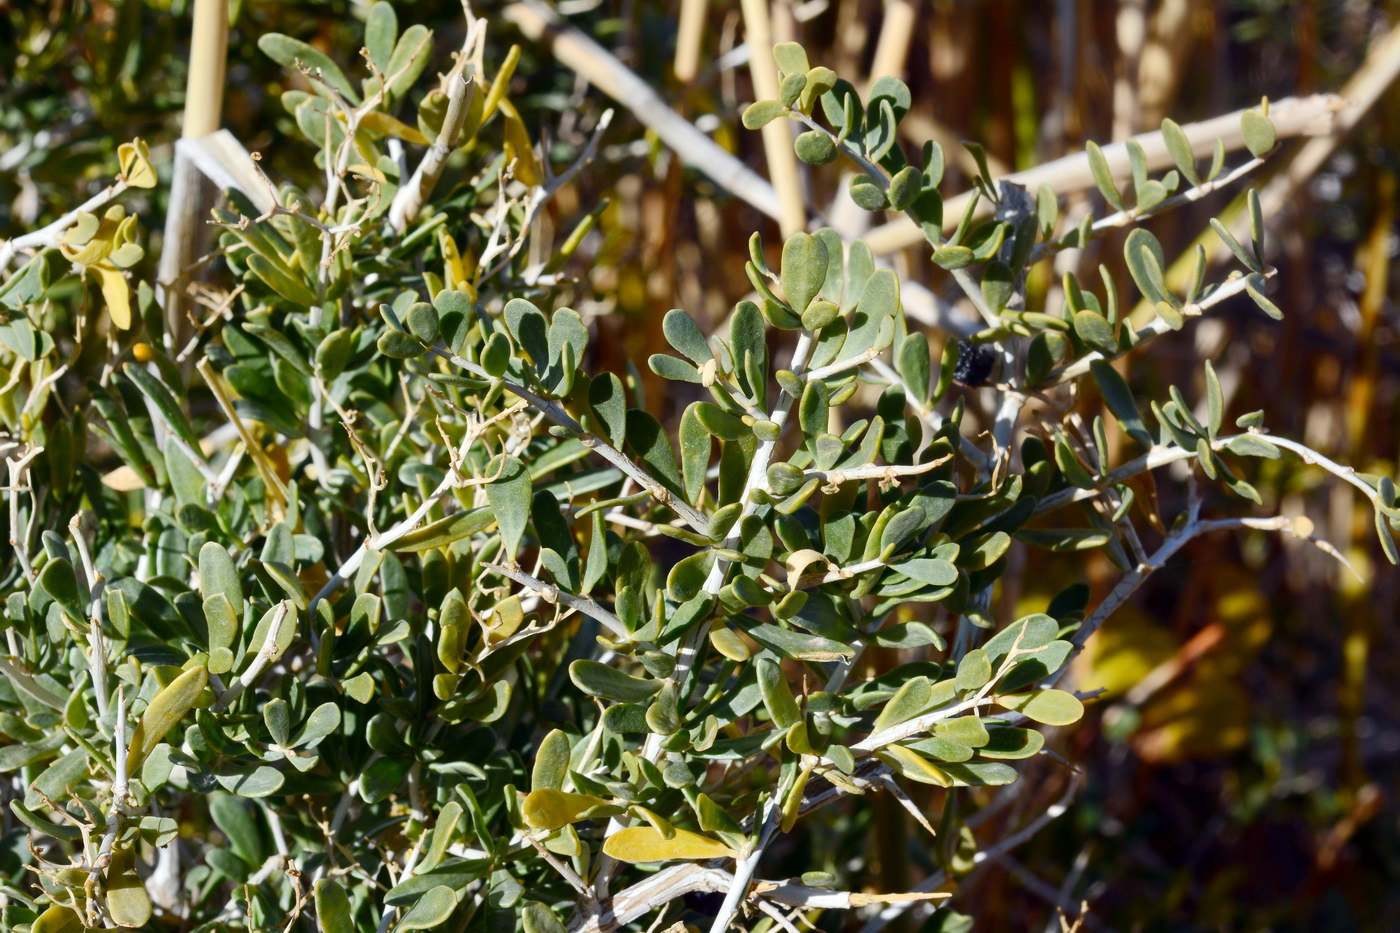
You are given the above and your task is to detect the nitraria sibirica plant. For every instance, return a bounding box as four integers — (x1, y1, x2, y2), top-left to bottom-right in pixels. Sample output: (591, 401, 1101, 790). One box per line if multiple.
(0, 6, 1395, 933)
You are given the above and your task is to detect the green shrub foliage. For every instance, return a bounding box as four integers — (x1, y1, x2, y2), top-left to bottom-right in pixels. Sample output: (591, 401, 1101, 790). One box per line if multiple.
(1, 11, 1396, 933)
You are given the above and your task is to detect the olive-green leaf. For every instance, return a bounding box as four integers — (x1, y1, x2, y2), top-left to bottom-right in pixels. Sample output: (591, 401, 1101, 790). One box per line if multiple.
(758, 657, 801, 727)
(198, 542, 242, 609)
(873, 676, 932, 733)
(892, 558, 958, 587)
(484, 456, 531, 560)
(662, 308, 713, 364)
(532, 729, 571, 792)
(127, 665, 208, 773)
(396, 885, 458, 931)
(955, 649, 992, 693)
(781, 232, 828, 313)
(1160, 118, 1199, 186)
(1073, 310, 1116, 356)
(258, 34, 360, 103)
(1085, 140, 1123, 210)
(587, 372, 628, 444)
(978, 727, 1045, 760)
(995, 688, 1084, 725)
(569, 660, 661, 703)
(1090, 360, 1151, 447)
(315, 878, 354, 933)
(389, 507, 495, 552)
(1241, 108, 1276, 157)
(522, 902, 568, 933)
(742, 100, 787, 129)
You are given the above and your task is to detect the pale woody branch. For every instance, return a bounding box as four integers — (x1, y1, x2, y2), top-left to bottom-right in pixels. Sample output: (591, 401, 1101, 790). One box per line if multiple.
(422, 342, 711, 535)
(863, 93, 1347, 255)
(1050, 268, 1273, 384)
(0, 179, 131, 270)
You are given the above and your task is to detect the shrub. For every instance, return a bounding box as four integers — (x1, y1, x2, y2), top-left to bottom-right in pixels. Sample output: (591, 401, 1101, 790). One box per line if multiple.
(0, 8, 1394, 933)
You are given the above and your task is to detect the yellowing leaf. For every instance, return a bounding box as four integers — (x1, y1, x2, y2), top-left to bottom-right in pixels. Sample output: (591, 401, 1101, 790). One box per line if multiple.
(355, 110, 430, 145)
(127, 665, 209, 773)
(93, 262, 132, 330)
(875, 744, 951, 787)
(497, 97, 542, 187)
(485, 595, 523, 643)
(602, 826, 739, 863)
(438, 229, 473, 290)
(107, 847, 153, 928)
(118, 138, 157, 188)
(63, 206, 124, 266)
(31, 904, 83, 933)
(521, 788, 609, 830)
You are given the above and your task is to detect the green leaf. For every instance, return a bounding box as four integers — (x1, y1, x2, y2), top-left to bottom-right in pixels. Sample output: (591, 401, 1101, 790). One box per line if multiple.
(873, 676, 932, 733)
(199, 542, 242, 608)
(795, 130, 838, 165)
(694, 402, 747, 440)
(1073, 310, 1116, 356)
(748, 623, 854, 661)
(522, 902, 568, 933)
(484, 455, 531, 560)
(892, 558, 958, 587)
(625, 409, 686, 501)
(389, 507, 494, 552)
(532, 729, 571, 791)
(1224, 435, 1281, 459)
(587, 372, 628, 444)
(1085, 141, 1124, 210)
(663, 308, 712, 364)
(1244, 273, 1283, 320)
(127, 665, 209, 773)
(978, 727, 1045, 759)
(1123, 229, 1178, 307)
(648, 353, 702, 383)
(667, 550, 713, 602)
(937, 761, 1018, 786)
(258, 34, 360, 103)
(37, 557, 83, 620)
(781, 232, 829, 313)
(680, 403, 710, 505)
(955, 649, 992, 693)
(106, 849, 153, 928)
(742, 100, 787, 129)
(983, 613, 1057, 663)
(1210, 218, 1263, 273)
(995, 689, 1084, 725)
(364, 2, 398, 73)
(569, 660, 661, 703)
(1090, 360, 1151, 447)
(934, 715, 989, 748)
(1203, 360, 1223, 437)
(247, 252, 318, 306)
(773, 41, 810, 76)
(758, 657, 801, 727)
(396, 885, 458, 931)
(124, 363, 203, 453)
(315, 878, 354, 933)
(1241, 108, 1277, 157)
(1160, 118, 1199, 186)
(384, 25, 432, 102)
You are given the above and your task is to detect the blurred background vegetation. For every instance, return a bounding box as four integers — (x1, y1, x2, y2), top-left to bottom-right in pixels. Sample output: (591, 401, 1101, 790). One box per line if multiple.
(3, 1, 1398, 929)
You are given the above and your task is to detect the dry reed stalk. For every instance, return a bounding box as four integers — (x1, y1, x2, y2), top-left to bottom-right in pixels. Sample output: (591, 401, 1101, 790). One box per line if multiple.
(158, 0, 227, 352)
